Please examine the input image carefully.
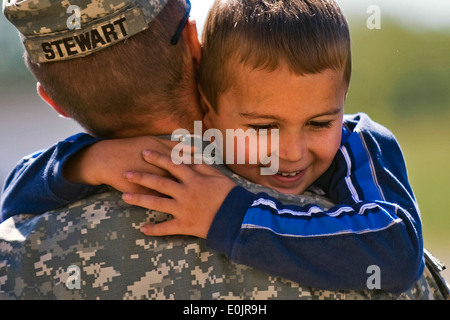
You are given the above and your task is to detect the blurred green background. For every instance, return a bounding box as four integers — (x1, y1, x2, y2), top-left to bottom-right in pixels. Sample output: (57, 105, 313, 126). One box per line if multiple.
(0, 0, 449, 284)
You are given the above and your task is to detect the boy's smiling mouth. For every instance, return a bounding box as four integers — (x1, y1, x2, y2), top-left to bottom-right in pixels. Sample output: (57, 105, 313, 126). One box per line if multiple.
(272, 169, 306, 183)
(277, 170, 302, 177)
(264, 168, 308, 194)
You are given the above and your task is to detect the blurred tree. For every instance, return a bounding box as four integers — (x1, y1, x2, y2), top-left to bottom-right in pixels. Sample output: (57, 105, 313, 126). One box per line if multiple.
(0, 15, 35, 91)
(345, 20, 450, 125)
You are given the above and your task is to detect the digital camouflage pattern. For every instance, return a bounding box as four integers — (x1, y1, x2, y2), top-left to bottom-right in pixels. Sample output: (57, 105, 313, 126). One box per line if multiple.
(2, 0, 170, 63)
(0, 165, 449, 300)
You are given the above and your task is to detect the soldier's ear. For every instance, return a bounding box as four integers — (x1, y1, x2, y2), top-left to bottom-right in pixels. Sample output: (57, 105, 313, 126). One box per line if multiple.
(37, 82, 70, 118)
(182, 18, 201, 67)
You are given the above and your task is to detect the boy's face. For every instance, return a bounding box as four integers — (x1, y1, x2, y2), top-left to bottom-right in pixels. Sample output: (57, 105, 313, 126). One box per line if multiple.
(203, 63, 348, 195)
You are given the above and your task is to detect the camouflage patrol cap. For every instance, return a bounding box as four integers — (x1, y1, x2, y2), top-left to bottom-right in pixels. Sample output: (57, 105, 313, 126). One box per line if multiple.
(3, 0, 169, 63)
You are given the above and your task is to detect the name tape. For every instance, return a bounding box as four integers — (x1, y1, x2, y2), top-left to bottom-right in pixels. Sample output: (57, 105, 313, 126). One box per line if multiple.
(24, 6, 149, 63)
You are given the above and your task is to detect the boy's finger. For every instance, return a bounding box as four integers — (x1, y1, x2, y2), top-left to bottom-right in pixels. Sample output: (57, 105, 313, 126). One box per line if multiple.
(191, 163, 222, 177)
(122, 192, 177, 215)
(140, 220, 180, 236)
(142, 150, 193, 180)
(124, 171, 182, 198)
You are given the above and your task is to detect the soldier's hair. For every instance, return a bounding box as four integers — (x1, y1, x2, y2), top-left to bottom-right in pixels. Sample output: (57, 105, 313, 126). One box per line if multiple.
(25, 0, 193, 137)
(198, 0, 352, 111)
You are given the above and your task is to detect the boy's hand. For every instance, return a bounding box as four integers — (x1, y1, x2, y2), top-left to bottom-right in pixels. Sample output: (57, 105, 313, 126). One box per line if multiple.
(64, 136, 185, 194)
(122, 150, 237, 239)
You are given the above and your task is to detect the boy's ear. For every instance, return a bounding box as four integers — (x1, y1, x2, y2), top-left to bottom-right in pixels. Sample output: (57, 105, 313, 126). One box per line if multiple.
(183, 18, 202, 66)
(37, 82, 70, 118)
(197, 85, 215, 127)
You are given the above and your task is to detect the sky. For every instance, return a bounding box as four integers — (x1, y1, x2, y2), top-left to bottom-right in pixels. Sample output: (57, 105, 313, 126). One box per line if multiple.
(190, 0, 450, 34)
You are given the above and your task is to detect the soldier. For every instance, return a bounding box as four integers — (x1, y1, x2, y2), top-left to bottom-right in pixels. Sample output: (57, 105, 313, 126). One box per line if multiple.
(1, 0, 448, 299)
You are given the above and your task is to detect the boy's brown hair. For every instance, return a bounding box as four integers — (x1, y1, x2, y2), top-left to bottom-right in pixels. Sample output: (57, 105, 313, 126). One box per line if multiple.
(198, 0, 352, 111)
(25, 0, 193, 138)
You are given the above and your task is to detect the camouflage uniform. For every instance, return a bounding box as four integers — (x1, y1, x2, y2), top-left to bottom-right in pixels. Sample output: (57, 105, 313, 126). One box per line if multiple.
(1, 167, 449, 299)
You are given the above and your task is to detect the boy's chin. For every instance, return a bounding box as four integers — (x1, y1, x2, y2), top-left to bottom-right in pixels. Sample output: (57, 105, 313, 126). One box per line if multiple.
(260, 178, 307, 195)
(271, 185, 305, 195)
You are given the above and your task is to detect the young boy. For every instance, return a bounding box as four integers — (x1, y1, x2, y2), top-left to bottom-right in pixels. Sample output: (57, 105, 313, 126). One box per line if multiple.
(1, 0, 424, 292)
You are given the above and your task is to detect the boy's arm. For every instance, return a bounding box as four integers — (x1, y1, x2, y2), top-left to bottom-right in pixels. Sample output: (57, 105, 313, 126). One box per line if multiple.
(126, 114, 424, 293)
(1, 133, 103, 221)
(1, 133, 181, 221)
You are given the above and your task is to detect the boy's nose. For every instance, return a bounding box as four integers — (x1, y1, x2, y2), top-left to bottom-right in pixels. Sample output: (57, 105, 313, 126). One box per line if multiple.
(277, 132, 307, 163)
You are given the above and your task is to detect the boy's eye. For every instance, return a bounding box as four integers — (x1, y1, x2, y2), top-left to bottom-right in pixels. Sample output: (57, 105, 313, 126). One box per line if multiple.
(248, 124, 278, 133)
(307, 121, 333, 129)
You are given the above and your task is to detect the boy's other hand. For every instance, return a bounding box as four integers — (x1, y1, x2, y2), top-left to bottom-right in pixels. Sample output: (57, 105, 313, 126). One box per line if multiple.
(122, 150, 236, 239)
(63, 136, 184, 194)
